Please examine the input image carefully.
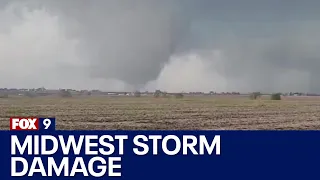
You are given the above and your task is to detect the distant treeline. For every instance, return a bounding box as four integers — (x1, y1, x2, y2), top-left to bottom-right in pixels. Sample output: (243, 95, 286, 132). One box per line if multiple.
(0, 88, 320, 97)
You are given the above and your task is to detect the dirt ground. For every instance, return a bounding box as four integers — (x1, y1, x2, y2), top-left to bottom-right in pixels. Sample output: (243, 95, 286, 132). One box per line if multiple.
(1, 95, 320, 130)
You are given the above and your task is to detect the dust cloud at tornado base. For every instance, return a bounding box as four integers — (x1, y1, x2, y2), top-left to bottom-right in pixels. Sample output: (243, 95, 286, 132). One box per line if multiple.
(1, 0, 320, 93)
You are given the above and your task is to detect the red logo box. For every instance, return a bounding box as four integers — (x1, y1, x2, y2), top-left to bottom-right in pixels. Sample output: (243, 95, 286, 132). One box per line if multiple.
(10, 117, 39, 130)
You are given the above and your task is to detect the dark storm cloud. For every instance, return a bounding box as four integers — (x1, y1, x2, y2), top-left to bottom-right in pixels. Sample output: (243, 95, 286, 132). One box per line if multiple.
(40, 0, 192, 85)
(1, 0, 320, 92)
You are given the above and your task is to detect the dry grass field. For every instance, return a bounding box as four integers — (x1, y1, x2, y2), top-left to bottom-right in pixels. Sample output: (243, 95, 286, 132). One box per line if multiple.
(1, 95, 320, 130)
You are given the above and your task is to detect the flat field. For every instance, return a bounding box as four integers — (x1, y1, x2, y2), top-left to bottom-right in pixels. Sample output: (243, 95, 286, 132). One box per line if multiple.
(1, 95, 320, 130)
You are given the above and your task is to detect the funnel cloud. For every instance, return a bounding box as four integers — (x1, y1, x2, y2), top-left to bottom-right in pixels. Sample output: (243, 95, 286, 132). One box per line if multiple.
(1, 0, 320, 92)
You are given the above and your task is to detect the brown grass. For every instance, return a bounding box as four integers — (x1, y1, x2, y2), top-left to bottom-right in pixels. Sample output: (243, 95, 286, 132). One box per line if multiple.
(1, 95, 320, 130)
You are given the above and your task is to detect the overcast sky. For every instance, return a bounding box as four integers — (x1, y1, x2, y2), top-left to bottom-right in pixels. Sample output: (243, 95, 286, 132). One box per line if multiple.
(1, 0, 320, 92)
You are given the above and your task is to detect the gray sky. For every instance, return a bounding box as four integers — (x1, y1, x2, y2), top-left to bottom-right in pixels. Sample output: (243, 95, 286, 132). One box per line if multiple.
(1, 0, 320, 92)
